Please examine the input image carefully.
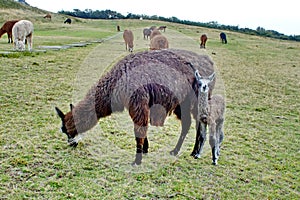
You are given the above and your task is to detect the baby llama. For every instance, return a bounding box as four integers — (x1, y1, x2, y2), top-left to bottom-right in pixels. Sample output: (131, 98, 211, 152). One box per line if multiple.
(192, 70, 225, 165)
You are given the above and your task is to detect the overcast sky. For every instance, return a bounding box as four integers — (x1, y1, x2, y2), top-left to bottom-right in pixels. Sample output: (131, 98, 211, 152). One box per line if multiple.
(26, 0, 300, 35)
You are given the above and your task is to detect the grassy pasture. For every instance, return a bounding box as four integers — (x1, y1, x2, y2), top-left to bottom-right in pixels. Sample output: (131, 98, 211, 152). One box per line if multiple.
(0, 8, 300, 200)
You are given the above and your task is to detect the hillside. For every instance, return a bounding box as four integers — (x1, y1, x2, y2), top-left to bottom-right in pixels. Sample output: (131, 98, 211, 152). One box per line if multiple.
(0, 0, 58, 23)
(0, 1, 299, 199)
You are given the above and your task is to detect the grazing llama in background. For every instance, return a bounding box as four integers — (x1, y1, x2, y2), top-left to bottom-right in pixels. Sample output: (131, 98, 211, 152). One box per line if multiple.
(220, 32, 227, 44)
(158, 26, 167, 32)
(143, 28, 151, 39)
(12, 20, 34, 51)
(192, 70, 225, 165)
(123, 29, 134, 52)
(64, 18, 72, 24)
(55, 49, 215, 165)
(43, 13, 52, 20)
(0, 20, 19, 43)
(150, 29, 161, 40)
(200, 34, 208, 48)
(149, 35, 169, 50)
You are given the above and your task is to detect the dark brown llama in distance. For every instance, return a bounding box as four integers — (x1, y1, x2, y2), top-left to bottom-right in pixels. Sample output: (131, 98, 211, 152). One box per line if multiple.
(158, 26, 167, 32)
(200, 34, 208, 48)
(0, 20, 19, 43)
(55, 49, 215, 165)
(43, 13, 52, 20)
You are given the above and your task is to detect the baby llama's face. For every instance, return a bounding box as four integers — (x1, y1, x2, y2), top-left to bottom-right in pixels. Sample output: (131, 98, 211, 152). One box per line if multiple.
(16, 41, 25, 51)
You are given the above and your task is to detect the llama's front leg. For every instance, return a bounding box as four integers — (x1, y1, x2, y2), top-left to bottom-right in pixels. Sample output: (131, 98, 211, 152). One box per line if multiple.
(191, 121, 207, 158)
(134, 137, 145, 165)
(27, 35, 32, 51)
(132, 122, 148, 165)
(143, 137, 149, 154)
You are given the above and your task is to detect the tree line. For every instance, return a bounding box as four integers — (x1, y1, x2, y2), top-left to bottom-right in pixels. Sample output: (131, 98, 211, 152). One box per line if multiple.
(58, 9, 300, 42)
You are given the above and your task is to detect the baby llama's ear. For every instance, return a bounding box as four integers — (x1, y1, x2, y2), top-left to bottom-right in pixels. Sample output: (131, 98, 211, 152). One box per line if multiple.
(209, 72, 215, 82)
(194, 70, 201, 81)
(70, 104, 74, 111)
(55, 107, 65, 119)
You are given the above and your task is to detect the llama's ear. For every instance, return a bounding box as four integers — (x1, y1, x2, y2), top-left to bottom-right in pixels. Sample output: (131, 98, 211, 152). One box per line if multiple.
(194, 70, 201, 81)
(70, 104, 74, 111)
(209, 72, 215, 82)
(55, 107, 65, 119)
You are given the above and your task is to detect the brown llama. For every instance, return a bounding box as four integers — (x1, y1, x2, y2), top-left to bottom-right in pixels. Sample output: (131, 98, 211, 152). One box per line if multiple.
(200, 34, 207, 48)
(123, 29, 134, 52)
(150, 29, 161, 40)
(158, 26, 167, 32)
(0, 20, 19, 43)
(150, 35, 169, 50)
(43, 13, 52, 20)
(55, 49, 215, 165)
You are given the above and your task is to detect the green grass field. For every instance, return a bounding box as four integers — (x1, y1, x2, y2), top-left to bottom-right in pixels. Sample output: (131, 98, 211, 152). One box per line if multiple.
(0, 4, 299, 199)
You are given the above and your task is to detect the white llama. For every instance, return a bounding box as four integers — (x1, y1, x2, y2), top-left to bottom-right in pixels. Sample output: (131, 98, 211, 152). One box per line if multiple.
(12, 20, 34, 51)
(192, 70, 225, 165)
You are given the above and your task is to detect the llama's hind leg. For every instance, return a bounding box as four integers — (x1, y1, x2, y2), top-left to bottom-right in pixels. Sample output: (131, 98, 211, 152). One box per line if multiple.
(170, 101, 191, 156)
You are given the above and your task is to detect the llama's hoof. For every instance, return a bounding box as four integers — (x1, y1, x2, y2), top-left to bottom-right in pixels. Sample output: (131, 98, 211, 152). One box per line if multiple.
(170, 149, 179, 156)
(69, 142, 78, 147)
(212, 160, 218, 165)
(191, 152, 201, 159)
(132, 160, 142, 166)
(133, 153, 142, 165)
(143, 150, 148, 154)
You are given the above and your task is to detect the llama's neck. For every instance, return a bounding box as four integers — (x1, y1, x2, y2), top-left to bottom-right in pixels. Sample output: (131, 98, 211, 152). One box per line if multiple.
(71, 84, 112, 133)
(197, 91, 209, 120)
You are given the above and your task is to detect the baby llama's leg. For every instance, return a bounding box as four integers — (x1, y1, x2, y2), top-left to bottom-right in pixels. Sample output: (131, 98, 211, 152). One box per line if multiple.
(209, 122, 219, 165)
(191, 120, 207, 158)
(216, 119, 224, 157)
